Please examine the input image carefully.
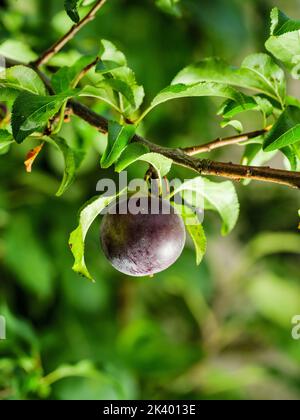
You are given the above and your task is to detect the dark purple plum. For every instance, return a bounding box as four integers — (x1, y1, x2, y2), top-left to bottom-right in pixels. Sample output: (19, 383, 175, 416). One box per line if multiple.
(100, 196, 186, 276)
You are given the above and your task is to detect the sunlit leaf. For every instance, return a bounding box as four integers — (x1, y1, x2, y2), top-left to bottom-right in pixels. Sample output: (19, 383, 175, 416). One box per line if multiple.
(173, 54, 286, 106)
(0, 65, 46, 95)
(265, 8, 300, 72)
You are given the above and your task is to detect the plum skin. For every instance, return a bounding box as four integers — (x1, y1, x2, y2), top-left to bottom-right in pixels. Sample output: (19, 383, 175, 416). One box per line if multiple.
(100, 196, 186, 276)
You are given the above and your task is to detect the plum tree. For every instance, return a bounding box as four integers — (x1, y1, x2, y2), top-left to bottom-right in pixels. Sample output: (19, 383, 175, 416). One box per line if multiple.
(100, 196, 186, 276)
(1, 1, 299, 282)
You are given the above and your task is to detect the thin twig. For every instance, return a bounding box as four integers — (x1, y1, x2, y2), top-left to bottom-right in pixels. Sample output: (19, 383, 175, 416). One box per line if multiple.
(33, 0, 107, 67)
(72, 57, 100, 87)
(182, 127, 272, 156)
(70, 101, 300, 189)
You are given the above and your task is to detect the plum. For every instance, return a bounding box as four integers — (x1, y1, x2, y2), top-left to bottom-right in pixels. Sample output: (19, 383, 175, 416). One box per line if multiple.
(100, 195, 186, 276)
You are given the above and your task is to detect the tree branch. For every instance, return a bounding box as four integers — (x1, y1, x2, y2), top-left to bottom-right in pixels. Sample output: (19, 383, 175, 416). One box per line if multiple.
(70, 101, 300, 189)
(4, 57, 300, 189)
(181, 127, 271, 156)
(33, 0, 107, 67)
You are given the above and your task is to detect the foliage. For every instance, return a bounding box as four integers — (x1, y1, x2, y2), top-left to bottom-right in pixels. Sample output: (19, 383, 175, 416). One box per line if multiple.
(0, 0, 299, 401)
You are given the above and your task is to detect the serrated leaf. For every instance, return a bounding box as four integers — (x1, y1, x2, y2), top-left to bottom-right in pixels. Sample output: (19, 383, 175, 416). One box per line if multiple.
(202, 178, 239, 235)
(263, 106, 300, 151)
(265, 8, 300, 72)
(173, 203, 206, 265)
(141, 81, 248, 121)
(173, 54, 286, 106)
(69, 191, 126, 281)
(101, 121, 136, 169)
(11, 90, 76, 143)
(64, 0, 81, 23)
(0, 65, 46, 95)
(52, 56, 97, 93)
(115, 143, 150, 172)
(0, 129, 13, 155)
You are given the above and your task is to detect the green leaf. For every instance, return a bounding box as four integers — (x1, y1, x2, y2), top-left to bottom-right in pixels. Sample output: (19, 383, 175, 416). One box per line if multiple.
(69, 191, 126, 281)
(49, 136, 84, 196)
(219, 96, 274, 121)
(115, 143, 150, 172)
(265, 8, 300, 71)
(242, 143, 277, 167)
(282, 146, 298, 171)
(219, 97, 258, 118)
(101, 121, 136, 169)
(52, 56, 97, 93)
(220, 119, 243, 133)
(155, 0, 181, 17)
(0, 129, 13, 155)
(97, 78, 136, 108)
(173, 54, 286, 106)
(79, 85, 122, 112)
(263, 106, 300, 151)
(11, 90, 76, 143)
(173, 203, 206, 265)
(202, 178, 239, 235)
(115, 151, 172, 179)
(0, 40, 37, 63)
(64, 0, 81, 23)
(169, 176, 239, 235)
(109, 67, 145, 116)
(95, 40, 144, 117)
(140, 81, 248, 121)
(0, 87, 19, 101)
(96, 39, 127, 74)
(0, 65, 46, 95)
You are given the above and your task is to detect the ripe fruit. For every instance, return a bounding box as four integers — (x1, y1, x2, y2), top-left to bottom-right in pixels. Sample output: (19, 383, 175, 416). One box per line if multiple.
(100, 195, 186, 276)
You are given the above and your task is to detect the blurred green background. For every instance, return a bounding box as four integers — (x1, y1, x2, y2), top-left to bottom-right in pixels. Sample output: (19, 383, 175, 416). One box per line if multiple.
(0, 0, 300, 400)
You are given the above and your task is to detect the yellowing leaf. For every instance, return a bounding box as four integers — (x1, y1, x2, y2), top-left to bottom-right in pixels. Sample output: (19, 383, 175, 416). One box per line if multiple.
(24, 143, 44, 173)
